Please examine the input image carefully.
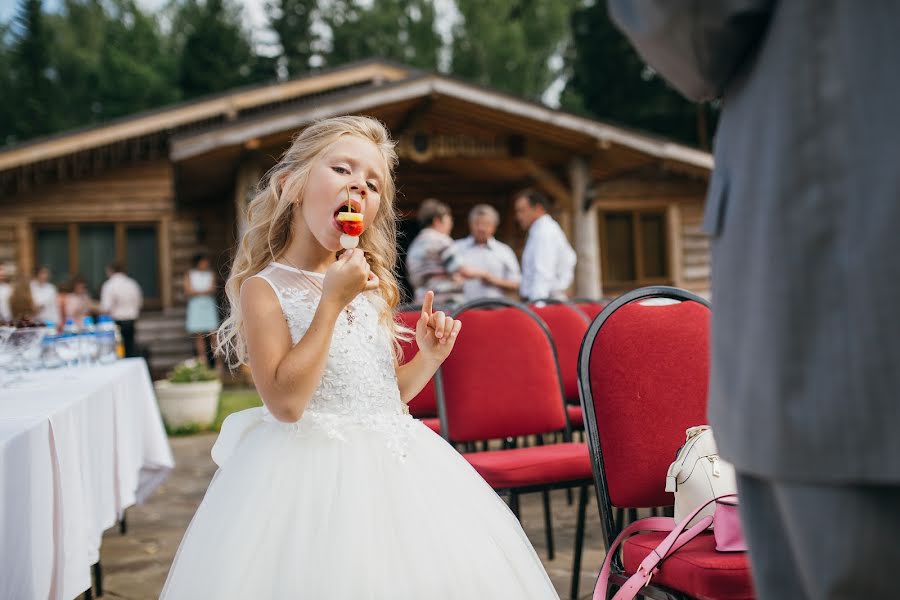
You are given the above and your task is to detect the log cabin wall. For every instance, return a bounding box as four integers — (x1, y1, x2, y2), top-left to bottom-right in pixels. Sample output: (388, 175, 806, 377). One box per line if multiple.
(591, 171, 710, 297)
(0, 160, 175, 305)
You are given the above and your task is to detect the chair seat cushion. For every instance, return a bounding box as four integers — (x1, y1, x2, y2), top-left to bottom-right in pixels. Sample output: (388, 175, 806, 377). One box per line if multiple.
(463, 442, 592, 489)
(622, 531, 755, 600)
(566, 404, 584, 429)
(420, 417, 441, 434)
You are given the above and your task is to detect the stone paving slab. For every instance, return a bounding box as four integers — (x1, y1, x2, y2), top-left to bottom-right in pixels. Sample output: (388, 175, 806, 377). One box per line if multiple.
(99, 434, 606, 599)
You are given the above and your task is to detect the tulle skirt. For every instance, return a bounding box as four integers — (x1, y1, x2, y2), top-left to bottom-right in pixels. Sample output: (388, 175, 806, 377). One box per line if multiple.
(160, 408, 559, 599)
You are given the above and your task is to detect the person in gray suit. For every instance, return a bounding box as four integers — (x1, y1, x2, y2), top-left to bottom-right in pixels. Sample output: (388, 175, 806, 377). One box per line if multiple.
(608, 2, 900, 598)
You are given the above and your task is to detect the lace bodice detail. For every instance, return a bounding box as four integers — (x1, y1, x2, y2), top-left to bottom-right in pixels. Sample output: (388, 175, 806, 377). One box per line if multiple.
(251, 262, 414, 457)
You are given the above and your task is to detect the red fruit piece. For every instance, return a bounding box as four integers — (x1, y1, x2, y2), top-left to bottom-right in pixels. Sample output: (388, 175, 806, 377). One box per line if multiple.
(340, 221, 364, 236)
(336, 212, 364, 236)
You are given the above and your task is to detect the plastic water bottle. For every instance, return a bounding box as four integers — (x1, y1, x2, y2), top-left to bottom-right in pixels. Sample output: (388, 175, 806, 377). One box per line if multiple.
(97, 315, 118, 364)
(80, 316, 97, 365)
(57, 319, 81, 367)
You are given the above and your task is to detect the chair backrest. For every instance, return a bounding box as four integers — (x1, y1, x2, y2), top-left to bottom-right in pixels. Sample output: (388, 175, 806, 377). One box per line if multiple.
(396, 310, 437, 418)
(436, 299, 569, 442)
(530, 303, 589, 402)
(573, 300, 605, 321)
(578, 286, 710, 545)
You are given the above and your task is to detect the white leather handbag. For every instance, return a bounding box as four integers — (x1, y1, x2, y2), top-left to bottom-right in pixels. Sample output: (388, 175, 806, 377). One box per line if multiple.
(665, 425, 737, 526)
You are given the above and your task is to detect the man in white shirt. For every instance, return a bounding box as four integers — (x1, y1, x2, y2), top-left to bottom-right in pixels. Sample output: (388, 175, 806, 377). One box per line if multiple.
(514, 190, 577, 301)
(453, 204, 521, 302)
(100, 263, 143, 358)
(30, 265, 61, 325)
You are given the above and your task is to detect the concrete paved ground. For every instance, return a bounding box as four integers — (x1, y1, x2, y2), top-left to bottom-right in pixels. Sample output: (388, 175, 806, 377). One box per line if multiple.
(98, 433, 606, 599)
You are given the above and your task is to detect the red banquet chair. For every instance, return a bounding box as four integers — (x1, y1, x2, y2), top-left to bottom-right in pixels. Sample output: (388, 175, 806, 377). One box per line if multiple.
(572, 297, 606, 322)
(396, 309, 440, 434)
(436, 298, 593, 600)
(530, 302, 590, 432)
(578, 286, 754, 600)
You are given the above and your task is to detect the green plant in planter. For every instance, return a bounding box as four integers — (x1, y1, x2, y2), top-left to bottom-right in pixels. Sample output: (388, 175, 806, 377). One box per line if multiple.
(168, 359, 219, 383)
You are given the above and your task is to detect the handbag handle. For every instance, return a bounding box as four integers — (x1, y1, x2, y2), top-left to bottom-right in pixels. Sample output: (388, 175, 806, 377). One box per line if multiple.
(593, 494, 737, 600)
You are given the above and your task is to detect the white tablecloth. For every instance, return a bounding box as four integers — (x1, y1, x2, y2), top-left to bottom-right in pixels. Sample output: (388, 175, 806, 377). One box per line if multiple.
(0, 359, 175, 599)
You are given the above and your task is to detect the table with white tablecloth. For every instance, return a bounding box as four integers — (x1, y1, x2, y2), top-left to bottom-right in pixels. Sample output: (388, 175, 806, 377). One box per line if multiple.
(0, 358, 175, 600)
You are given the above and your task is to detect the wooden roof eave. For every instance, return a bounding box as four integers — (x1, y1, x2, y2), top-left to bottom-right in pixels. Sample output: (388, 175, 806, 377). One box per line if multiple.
(170, 75, 714, 175)
(0, 62, 410, 173)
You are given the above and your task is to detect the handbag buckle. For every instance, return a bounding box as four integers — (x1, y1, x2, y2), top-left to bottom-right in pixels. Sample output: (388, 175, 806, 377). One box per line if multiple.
(638, 564, 657, 588)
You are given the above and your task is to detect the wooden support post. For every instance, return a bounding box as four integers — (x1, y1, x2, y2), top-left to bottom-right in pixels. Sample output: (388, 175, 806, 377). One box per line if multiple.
(569, 156, 602, 299)
(17, 219, 32, 278)
(159, 216, 173, 309)
(234, 158, 263, 240)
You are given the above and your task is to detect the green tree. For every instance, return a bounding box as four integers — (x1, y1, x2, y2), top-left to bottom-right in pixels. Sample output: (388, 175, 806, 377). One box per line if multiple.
(561, 1, 716, 148)
(3, 0, 64, 143)
(451, 0, 574, 100)
(42, 0, 179, 129)
(96, 0, 180, 118)
(173, 0, 274, 99)
(267, 0, 317, 77)
(321, 0, 441, 71)
(0, 21, 17, 143)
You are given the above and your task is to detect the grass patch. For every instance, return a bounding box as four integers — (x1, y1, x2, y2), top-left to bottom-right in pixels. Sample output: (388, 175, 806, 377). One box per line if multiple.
(214, 389, 263, 431)
(165, 388, 262, 436)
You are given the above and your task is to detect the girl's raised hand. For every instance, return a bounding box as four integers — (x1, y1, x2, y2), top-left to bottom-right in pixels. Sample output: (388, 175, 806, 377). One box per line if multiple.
(415, 291, 462, 363)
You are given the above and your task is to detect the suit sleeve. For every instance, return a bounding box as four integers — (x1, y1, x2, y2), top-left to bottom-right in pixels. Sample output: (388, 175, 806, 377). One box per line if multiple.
(607, 0, 776, 101)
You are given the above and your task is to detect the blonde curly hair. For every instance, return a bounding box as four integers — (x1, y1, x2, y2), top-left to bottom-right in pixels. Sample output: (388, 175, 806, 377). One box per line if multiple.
(217, 115, 408, 367)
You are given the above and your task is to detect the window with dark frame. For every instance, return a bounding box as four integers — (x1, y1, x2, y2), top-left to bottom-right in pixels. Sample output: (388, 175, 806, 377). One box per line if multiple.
(600, 209, 671, 289)
(34, 222, 161, 307)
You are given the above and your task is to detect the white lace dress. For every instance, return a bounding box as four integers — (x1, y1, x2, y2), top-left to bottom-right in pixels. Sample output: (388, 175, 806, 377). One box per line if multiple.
(160, 262, 559, 600)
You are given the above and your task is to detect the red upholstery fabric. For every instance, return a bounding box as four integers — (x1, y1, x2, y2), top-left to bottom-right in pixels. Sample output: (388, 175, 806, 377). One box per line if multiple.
(463, 443, 592, 489)
(566, 404, 584, 429)
(575, 302, 604, 321)
(420, 417, 441, 434)
(622, 531, 755, 600)
(396, 311, 437, 417)
(587, 301, 710, 508)
(530, 304, 589, 402)
(440, 306, 567, 442)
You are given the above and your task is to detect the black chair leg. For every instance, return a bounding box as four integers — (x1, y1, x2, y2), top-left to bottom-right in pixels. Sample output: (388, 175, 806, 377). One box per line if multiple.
(119, 512, 127, 534)
(569, 485, 588, 600)
(542, 489, 555, 560)
(93, 561, 103, 596)
(509, 492, 521, 520)
(615, 507, 624, 532)
(628, 507, 638, 524)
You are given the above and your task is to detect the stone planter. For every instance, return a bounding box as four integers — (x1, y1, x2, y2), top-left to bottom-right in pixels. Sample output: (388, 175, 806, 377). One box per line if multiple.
(154, 379, 222, 429)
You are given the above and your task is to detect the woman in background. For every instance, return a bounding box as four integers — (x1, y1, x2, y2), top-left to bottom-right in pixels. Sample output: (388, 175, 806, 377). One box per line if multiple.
(184, 254, 220, 367)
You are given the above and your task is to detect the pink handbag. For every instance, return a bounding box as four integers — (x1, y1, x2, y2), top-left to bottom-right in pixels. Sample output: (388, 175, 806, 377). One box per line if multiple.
(713, 496, 746, 552)
(592, 494, 745, 600)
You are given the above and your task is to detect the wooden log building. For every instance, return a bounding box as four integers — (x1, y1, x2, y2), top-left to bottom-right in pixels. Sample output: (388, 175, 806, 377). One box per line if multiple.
(0, 60, 713, 375)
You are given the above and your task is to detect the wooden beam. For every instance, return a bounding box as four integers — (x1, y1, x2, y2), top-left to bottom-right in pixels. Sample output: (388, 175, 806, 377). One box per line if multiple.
(159, 216, 173, 309)
(393, 96, 433, 138)
(171, 79, 436, 161)
(667, 203, 683, 287)
(569, 156, 602, 299)
(519, 158, 572, 210)
(17, 220, 32, 277)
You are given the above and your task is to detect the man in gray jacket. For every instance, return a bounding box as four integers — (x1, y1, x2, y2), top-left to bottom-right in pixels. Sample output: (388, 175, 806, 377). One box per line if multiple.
(609, 2, 900, 598)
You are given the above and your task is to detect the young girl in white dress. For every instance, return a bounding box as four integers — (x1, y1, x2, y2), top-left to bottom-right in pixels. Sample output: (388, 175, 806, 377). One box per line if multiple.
(160, 116, 560, 599)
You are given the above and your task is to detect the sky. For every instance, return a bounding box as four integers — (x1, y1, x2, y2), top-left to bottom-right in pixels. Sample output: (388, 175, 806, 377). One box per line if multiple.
(0, 0, 563, 106)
